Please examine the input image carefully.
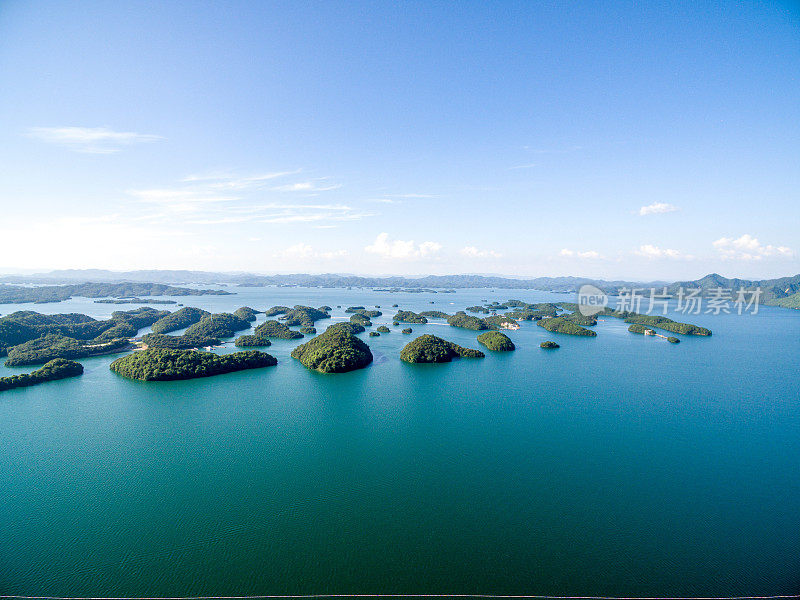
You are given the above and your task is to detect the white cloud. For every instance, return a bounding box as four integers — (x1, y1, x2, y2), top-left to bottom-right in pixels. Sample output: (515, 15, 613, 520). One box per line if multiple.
(182, 170, 301, 189)
(560, 248, 602, 259)
(634, 244, 690, 259)
(272, 181, 342, 193)
(639, 202, 679, 216)
(28, 126, 163, 153)
(712, 234, 793, 261)
(365, 233, 442, 260)
(273, 243, 348, 260)
(460, 246, 502, 258)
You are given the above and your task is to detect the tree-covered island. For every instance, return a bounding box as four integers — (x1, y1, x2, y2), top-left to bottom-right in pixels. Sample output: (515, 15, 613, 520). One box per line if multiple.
(536, 317, 597, 337)
(400, 334, 485, 363)
(110, 348, 276, 381)
(476, 331, 516, 351)
(290, 323, 373, 373)
(0, 358, 84, 392)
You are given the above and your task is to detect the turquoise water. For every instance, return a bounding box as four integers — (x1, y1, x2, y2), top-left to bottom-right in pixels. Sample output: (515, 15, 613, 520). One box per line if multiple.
(1, 287, 799, 596)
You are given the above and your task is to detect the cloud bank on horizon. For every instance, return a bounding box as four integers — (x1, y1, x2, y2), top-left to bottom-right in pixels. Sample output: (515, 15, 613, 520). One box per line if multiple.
(0, 2, 796, 279)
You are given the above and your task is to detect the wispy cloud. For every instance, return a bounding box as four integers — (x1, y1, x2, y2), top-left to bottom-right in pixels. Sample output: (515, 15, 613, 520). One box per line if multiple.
(460, 246, 502, 258)
(272, 181, 342, 193)
(182, 170, 301, 190)
(634, 244, 691, 260)
(365, 233, 442, 260)
(712, 234, 793, 261)
(639, 202, 679, 216)
(560, 248, 603, 259)
(28, 126, 163, 153)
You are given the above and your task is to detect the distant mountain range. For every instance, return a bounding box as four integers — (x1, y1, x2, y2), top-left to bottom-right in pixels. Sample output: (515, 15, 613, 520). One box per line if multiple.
(1, 269, 799, 308)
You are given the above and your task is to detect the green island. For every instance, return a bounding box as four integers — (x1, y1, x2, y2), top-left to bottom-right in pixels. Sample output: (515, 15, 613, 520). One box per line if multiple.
(184, 313, 252, 338)
(476, 331, 515, 351)
(234, 335, 272, 348)
(0, 282, 231, 304)
(393, 310, 428, 324)
(402, 328, 412, 334)
(349, 313, 372, 327)
(141, 333, 222, 349)
(483, 315, 519, 330)
(536, 317, 597, 337)
(369, 331, 380, 337)
(150, 307, 210, 334)
(299, 326, 317, 335)
(376, 325, 390, 333)
(6, 334, 131, 366)
(668, 337, 680, 343)
(446, 311, 490, 330)
(279, 306, 330, 327)
(290, 323, 373, 373)
(400, 334, 485, 363)
(622, 314, 712, 336)
(328, 322, 365, 335)
(110, 348, 276, 381)
(345, 307, 382, 317)
(0, 358, 84, 392)
(264, 305, 291, 316)
(233, 306, 259, 322)
(419, 310, 450, 318)
(253, 320, 304, 340)
(465, 305, 490, 314)
(540, 341, 560, 349)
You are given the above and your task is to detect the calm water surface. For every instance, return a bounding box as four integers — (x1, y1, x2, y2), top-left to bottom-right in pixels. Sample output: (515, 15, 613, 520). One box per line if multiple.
(1, 287, 799, 596)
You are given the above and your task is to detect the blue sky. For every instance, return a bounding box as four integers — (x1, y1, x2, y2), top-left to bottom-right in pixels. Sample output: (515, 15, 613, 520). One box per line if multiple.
(0, 0, 798, 279)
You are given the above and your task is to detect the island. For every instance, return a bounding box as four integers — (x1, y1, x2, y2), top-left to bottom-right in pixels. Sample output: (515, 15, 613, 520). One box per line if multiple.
(349, 313, 372, 327)
(110, 348, 277, 381)
(5, 334, 131, 366)
(290, 323, 373, 373)
(345, 307, 382, 317)
(540, 341, 560, 349)
(376, 325, 390, 333)
(536, 317, 597, 337)
(299, 326, 317, 335)
(476, 331, 515, 351)
(233, 306, 259, 322)
(419, 310, 450, 318)
(623, 315, 711, 336)
(369, 331, 380, 337)
(279, 306, 330, 327)
(446, 311, 489, 330)
(393, 310, 428, 324)
(184, 313, 252, 339)
(150, 307, 210, 334)
(667, 337, 680, 343)
(402, 328, 412, 334)
(0, 282, 231, 304)
(400, 334, 485, 363)
(94, 298, 177, 305)
(0, 358, 84, 392)
(141, 333, 222, 349)
(234, 335, 272, 348)
(253, 320, 304, 340)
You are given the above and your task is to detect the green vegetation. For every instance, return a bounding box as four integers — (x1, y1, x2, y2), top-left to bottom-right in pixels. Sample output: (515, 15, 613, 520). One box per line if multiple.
(402, 328, 412, 334)
(345, 306, 382, 318)
(768, 291, 800, 309)
(667, 337, 680, 343)
(184, 313, 251, 338)
(233, 306, 259, 322)
(264, 306, 291, 317)
(253, 320, 304, 340)
(142, 333, 222, 349)
(400, 334, 485, 363)
(0, 282, 230, 304)
(234, 335, 272, 347)
(627, 324, 651, 334)
(623, 315, 711, 336)
(393, 321, 400, 326)
(447, 311, 489, 330)
(110, 348, 276, 381)
(94, 298, 177, 305)
(291, 326, 373, 373)
(376, 325, 390, 333)
(483, 315, 519, 330)
(5, 334, 131, 366)
(299, 326, 317, 335)
(465, 305, 490, 314)
(420, 310, 450, 318)
(536, 317, 597, 337)
(476, 331, 515, 351)
(393, 310, 428, 324)
(326, 322, 365, 335)
(369, 331, 380, 337)
(561, 312, 597, 326)
(280, 305, 330, 326)
(150, 307, 210, 334)
(540, 341, 560, 349)
(0, 358, 84, 392)
(349, 313, 372, 327)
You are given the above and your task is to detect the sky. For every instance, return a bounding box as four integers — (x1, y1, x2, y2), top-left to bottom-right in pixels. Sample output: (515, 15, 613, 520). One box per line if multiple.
(0, 0, 798, 280)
